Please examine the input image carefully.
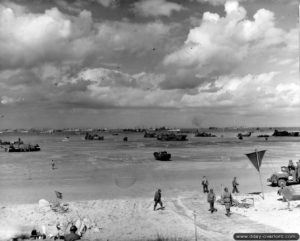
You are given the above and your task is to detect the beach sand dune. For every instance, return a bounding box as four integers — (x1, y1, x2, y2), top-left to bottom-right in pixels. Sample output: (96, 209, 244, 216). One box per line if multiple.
(1, 191, 293, 241)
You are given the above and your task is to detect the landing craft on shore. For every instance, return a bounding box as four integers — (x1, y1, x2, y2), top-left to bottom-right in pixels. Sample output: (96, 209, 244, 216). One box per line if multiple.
(84, 132, 104, 140)
(0, 140, 15, 145)
(0, 138, 40, 152)
(194, 131, 216, 137)
(237, 132, 251, 139)
(0, 138, 24, 145)
(153, 151, 171, 161)
(5, 144, 41, 152)
(157, 133, 187, 141)
(143, 131, 156, 138)
(272, 129, 300, 137)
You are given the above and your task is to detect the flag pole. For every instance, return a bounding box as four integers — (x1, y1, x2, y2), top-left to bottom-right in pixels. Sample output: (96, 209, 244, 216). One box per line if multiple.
(256, 149, 264, 199)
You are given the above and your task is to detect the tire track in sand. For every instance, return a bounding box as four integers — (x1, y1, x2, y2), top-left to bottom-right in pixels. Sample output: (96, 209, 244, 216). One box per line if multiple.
(169, 196, 285, 241)
(170, 197, 227, 241)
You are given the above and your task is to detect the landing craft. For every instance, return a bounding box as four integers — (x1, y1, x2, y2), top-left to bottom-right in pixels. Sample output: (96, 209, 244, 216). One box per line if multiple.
(153, 151, 171, 161)
(237, 132, 251, 139)
(157, 133, 187, 141)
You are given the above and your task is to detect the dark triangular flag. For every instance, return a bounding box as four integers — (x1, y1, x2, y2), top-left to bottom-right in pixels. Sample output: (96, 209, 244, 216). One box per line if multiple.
(245, 150, 266, 172)
(55, 191, 63, 199)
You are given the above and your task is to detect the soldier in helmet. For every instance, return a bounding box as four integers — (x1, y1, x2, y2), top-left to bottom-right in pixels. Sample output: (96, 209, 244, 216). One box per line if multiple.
(201, 176, 209, 193)
(232, 177, 239, 194)
(154, 189, 164, 211)
(297, 161, 300, 181)
(222, 187, 233, 216)
(64, 225, 81, 241)
(288, 160, 295, 173)
(207, 188, 217, 213)
(288, 160, 296, 180)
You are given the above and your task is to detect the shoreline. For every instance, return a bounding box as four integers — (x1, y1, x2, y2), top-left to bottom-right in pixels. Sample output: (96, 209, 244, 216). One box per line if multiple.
(2, 190, 298, 241)
(0, 163, 278, 205)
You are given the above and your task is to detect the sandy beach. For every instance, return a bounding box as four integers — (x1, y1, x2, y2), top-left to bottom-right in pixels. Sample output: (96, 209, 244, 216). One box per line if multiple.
(1, 190, 299, 241)
(1, 133, 300, 240)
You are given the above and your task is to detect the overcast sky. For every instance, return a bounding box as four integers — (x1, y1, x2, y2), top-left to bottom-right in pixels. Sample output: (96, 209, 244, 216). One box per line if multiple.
(0, 0, 299, 129)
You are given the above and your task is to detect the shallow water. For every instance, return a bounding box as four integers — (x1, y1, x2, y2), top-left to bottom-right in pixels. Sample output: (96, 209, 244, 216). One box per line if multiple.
(0, 130, 299, 204)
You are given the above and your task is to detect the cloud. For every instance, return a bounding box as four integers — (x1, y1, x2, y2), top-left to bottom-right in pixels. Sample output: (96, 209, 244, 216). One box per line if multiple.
(192, 0, 234, 6)
(0, 1, 298, 128)
(181, 72, 300, 109)
(0, 4, 172, 69)
(1, 64, 298, 128)
(161, 1, 288, 89)
(0, 6, 92, 68)
(133, 0, 184, 17)
(95, 0, 118, 8)
(190, 0, 258, 6)
(50, 67, 299, 112)
(60, 68, 176, 108)
(94, 20, 172, 55)
(77, 68, 138, 88)
(54, 0, 83, 14)
(0, 65, 173, 110)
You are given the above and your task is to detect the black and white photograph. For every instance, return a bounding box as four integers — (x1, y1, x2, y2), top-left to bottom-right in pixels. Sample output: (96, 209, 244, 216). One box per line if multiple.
(0, 0, 299, 240)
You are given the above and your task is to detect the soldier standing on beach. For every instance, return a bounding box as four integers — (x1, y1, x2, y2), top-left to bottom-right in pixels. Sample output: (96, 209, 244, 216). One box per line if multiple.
(154, 189, 164, 211)
(222, 187, 233, 216)
(232, 177, 239, 193)
(297, 161, 300, 180)
(202, 176, 209, 193)
(51, 160, 55, 170)
(288, 160, 295, 174)
(277, 182, 291, 210)
(207, 188, 217, 213)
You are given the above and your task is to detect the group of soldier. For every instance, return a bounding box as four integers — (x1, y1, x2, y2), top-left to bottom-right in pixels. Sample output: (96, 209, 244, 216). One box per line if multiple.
(153, 176, 240, 217)
(288, 159, 300, 180)
(201, 176, 239, 216)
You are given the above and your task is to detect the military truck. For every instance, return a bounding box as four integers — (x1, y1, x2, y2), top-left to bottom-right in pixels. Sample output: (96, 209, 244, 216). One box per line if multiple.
(267, 166, 299, 187)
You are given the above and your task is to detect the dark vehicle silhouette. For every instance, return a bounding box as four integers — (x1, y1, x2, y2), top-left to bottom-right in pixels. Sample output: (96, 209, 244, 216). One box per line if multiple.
(153, 151, 171, 161)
